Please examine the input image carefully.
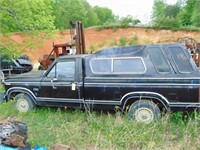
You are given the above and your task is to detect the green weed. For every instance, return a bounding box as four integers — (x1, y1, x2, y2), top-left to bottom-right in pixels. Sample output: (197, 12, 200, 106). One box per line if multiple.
(128, 36, 138, 46)
(1, 102, 200, 149)
(118, 37, 128, 46)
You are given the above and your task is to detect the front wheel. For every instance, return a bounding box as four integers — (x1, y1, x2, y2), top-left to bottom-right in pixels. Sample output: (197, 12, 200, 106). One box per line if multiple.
(14, 94, 35, 112)
(128, 100, 160, 124)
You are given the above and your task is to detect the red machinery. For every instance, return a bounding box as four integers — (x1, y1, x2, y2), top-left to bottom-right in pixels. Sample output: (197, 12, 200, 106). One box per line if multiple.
(38, 21, 85, 70)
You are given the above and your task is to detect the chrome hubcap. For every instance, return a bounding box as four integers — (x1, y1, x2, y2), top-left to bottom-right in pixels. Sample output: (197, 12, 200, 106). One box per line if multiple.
(135, 108, 154, 124)
(16, 99, 29, 112)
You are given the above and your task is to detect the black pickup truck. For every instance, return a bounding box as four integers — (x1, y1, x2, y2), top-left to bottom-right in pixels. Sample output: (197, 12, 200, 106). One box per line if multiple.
(1, 43, 200, 123)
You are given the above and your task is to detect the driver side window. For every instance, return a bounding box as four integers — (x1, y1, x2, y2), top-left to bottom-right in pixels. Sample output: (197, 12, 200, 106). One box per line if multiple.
(47, 60, 75, 80)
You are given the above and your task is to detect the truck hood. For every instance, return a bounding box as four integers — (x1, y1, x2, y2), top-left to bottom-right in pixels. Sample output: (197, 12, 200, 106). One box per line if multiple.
(4, 70, 45, 81)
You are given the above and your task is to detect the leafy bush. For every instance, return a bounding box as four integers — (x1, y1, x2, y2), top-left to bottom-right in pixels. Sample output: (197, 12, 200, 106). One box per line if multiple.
(118, 37, 128, 46)
(129, 36, 138, 46)
(88, 44, 98, 53)
(107, 40, 118, 47)
(153, 16, 181, 29)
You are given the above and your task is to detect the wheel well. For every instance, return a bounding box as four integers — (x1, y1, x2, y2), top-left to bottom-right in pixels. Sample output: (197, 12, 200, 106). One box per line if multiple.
(9, 92, 21, 100)
(8, 91, 36, 104)
(123, 97, 168, 112)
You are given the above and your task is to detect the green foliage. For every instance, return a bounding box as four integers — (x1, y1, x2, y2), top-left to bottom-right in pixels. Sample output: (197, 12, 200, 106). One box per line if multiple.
(82, 1, 99, 27)
(53, 0, 117, 29)
(152, 0, 167, 20)
(118, 37, 128, 46)
(0, 103, 200, 149)
(164, 4, 181, 18)
(152, 0, 200, 29)
(107, 40, 118, 47)
(88, 44, 98, 53)
(152, 0, 182, 28)
(129, 36, 138, 46)
(0, 0, 55, 58)
(0, 0, 55, 33)
(191, 0, 200, 27)
(0, 101, 18, 117)
(53, 0, 87, 29)
(93, 6, 115, 25)
(153, 16, 181, 29)
(120, 15, 140, 27)
(179, 0, 196, 26)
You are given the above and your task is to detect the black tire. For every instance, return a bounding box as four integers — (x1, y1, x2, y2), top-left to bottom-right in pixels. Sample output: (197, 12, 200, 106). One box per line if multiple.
(128, 100, 160, 124)
(14, 93, 35, 112)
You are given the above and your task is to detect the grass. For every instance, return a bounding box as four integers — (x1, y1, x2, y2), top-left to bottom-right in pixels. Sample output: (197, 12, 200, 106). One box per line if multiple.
(0, 102, 200, 150)
(95, 23, 200, 32)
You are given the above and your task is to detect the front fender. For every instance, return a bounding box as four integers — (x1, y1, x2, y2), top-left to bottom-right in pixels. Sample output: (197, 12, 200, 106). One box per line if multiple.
(6, 87, 37, 104)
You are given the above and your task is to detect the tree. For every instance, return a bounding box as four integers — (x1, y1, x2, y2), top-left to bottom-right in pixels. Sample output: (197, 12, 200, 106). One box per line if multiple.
(53, 0, 86, 29)
(0, 0, 55, 33)
(179, 0, 196, 26)
(120, 15, 140, 27)
(82, 0, 99, 27)
(93, 6, 115, 25)
(152, 0, 167, 20)
(152, 0, 181, 28)
(191, 0, 200, 27)
(0, 0, 55, 57)
(165, 4, 181, 18)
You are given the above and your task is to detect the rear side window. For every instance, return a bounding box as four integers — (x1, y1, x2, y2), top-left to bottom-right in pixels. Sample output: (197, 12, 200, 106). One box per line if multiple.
(168, 47, 193, 73)
(113, 58, 145, 73)
(90, 59, 111, 73)
(90, 57, 146, 74)
(148, 47, 171, 73)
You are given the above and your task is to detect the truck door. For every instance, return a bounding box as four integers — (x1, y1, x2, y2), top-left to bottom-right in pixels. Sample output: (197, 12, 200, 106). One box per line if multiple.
(38, 58, 84, 106)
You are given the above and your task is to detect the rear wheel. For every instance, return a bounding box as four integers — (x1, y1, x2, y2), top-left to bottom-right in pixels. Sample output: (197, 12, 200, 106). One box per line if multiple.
(128, 100, 160, 124)
(14, 94, 35, 112)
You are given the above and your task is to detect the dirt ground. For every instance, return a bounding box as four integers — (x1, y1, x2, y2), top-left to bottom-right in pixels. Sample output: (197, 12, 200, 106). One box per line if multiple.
(6, 27, 200, 68)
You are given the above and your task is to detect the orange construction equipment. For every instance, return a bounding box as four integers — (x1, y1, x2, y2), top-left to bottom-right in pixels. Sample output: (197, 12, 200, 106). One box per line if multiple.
(38, 21, 85, 70)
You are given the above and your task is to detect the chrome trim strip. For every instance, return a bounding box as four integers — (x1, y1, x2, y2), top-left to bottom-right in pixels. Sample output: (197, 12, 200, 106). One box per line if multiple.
(37, 97, 84, 103)
(85, 91, 170, 106)
(6, 87, 37, 99)
(122, 96, 168, 110)
(85, 77, 200, 80)
(85, 100, 121, 105)
(5, 81, 200, 86)
(5, 82, 83, 85)
(84, 83, 200, 86)
(169, 102, 200, 105)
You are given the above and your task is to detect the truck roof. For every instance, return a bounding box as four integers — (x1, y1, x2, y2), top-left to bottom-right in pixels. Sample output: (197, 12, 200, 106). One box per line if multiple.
(58, 43, 185, 60)
(82, 43, 199, 78)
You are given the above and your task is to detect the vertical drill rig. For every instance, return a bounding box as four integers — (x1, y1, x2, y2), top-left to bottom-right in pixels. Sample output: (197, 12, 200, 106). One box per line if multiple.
(38, 21, 86, 70)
